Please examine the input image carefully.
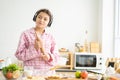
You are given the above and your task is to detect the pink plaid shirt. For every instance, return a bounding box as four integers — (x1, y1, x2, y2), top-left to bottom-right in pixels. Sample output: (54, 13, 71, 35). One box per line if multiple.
(15, 27, 59, 70)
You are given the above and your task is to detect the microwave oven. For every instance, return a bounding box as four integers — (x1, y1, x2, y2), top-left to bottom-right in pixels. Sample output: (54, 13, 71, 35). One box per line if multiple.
(74, 53, 103, 70)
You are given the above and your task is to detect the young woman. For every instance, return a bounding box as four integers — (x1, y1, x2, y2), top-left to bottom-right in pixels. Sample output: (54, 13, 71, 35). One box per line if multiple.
(15, 9, 59, 76)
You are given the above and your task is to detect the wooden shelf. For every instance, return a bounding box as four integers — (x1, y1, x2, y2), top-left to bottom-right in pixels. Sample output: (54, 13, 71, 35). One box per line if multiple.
(56, 52, 73, 70)
(56, 65, 72, 67)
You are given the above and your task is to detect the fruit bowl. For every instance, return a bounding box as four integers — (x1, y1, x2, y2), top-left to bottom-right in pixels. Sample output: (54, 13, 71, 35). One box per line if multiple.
(2, 64, 23, 80)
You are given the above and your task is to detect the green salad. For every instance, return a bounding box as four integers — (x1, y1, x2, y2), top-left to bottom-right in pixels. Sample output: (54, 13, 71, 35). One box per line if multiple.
(2, 64, 22, 75)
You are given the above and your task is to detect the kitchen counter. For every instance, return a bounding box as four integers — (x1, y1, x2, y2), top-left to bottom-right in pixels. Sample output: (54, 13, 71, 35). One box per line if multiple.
(1, 70, 120, 80)
(0, 71, 97, 80)
(56, 69, 105, 74)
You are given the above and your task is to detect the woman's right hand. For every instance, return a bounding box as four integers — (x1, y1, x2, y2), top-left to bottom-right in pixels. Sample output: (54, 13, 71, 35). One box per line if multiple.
(34, 33, 43, 51)
(34, 39, 41, 50)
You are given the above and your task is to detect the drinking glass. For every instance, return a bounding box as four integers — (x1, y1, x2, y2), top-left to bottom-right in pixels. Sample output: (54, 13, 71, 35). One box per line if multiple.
(33, 69, 56, 77)
(24, 66, 33, 77)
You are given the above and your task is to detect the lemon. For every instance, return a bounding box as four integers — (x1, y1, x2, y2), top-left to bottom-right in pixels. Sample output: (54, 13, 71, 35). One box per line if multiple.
(12, 70, 21, 78)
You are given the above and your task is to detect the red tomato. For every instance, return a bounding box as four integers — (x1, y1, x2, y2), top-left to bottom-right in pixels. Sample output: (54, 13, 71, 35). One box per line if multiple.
(81, 71, 88, 79)
(6, 72, 13, 79)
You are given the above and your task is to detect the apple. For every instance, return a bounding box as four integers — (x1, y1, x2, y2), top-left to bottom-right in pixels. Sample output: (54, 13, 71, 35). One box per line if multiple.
(81, 71, 88, 79)
(6, 72, 13, 79)
(75, 71, 81, 78)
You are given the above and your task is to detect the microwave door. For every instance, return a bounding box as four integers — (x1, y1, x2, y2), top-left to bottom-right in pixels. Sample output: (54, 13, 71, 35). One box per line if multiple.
(76, 55, 97, 68)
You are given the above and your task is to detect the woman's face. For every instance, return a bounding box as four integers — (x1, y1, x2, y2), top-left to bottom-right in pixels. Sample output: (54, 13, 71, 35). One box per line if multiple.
(35, 12, 50, 29)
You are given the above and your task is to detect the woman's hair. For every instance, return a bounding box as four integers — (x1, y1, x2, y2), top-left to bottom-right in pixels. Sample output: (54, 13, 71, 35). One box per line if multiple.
(33, 9, 53, 27)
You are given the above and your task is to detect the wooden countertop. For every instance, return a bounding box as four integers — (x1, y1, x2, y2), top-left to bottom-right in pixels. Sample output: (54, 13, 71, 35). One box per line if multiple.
(24, 76, 86, 80)
(46, 78, 84, 80)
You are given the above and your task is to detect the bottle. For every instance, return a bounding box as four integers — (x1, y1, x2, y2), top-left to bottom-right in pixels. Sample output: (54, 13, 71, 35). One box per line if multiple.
(80, 46, 84, 52)
(75, 43, 80, 52)
(84, 30, 89, 52)
(84, 39, 89, 52)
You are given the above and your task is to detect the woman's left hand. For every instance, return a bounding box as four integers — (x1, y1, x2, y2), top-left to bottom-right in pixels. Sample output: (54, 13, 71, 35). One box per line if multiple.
(41, 53, 50, 61)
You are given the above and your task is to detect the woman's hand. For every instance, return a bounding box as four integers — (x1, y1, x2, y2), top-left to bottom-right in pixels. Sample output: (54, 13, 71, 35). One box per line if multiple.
(34, 31, 50, 61)
(41, 53, 50, 61)
(34, 38, 43, 50)
(34, 32, 43, 51)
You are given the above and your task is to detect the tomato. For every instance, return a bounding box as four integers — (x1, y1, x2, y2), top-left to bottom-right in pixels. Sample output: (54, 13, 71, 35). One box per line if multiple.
(6, 72, 13, 79)
(81, 71, 88, 79)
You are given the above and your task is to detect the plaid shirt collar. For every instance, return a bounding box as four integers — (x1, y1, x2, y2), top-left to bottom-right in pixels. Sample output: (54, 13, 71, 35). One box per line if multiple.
(30, 27, 48, 36)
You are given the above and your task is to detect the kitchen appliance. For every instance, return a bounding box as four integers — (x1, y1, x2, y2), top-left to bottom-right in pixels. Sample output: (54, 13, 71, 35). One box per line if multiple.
(74, 53, 103, 70)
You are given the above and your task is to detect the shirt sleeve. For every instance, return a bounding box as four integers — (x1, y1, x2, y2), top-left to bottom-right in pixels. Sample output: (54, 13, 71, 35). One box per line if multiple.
(46, 36, 60, 66)
(15, 32, 40, 61)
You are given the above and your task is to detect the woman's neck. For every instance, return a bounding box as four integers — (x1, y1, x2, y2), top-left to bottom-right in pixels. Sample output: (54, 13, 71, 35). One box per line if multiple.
(34, 27, 45, 35)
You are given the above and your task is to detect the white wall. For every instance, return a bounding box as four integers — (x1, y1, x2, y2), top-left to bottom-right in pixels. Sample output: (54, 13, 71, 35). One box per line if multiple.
(114, 0, 120, 57)
(0, 0, 115, 61)
(101, 0, 114, 57)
